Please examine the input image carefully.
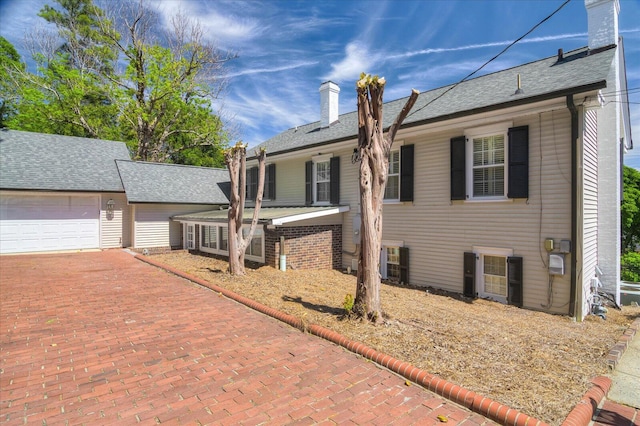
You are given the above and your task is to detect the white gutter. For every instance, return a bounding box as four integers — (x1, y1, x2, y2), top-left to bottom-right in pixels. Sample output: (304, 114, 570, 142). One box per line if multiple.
(270, 205, 350, 225)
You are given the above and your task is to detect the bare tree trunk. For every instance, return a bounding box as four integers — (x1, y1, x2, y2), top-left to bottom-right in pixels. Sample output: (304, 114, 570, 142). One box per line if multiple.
(224, 142, 266, 275)
(354, 74, 419, 323)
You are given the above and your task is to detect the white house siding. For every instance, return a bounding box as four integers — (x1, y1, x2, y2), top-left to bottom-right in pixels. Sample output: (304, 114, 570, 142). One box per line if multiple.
(580, 108, 599, 320)
(260, 107, 577, 314)
(133, 204, 212, 248)
(337, 110, 574, 314)
(100, 193, 130, 249)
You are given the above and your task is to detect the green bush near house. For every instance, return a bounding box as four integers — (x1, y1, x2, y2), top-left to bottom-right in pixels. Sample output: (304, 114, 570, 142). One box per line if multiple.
(620, 251, 640, 282)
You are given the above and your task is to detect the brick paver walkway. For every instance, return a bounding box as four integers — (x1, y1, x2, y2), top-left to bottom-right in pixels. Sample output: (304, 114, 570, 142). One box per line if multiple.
(0, 251, 495, 425)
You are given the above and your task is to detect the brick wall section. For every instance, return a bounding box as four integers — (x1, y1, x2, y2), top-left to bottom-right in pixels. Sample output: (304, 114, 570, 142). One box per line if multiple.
(265, 225, 342, 270)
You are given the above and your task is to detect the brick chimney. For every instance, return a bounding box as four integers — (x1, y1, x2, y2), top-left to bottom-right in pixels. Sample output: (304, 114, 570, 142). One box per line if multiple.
(585, 0, 620, 50)
(319, 81, 340, 128)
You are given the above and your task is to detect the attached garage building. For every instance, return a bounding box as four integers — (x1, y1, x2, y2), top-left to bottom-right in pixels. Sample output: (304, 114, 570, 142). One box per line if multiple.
(0, 131, 131, 254)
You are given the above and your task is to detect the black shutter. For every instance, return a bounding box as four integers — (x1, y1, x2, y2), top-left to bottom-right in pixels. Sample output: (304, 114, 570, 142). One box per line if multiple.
(507, 256, 523, 307)
(451, 136, 466, 200)
(463, 252, 476, 297)
(305, 160, 312, 206)
(399, 247, 409, 284)
(508, 126, 529, 199)
(400, 144, 414, 202)
(330, 156, 340, 205)
(246, 167, 258, 201)
(266, 164, 276, 200)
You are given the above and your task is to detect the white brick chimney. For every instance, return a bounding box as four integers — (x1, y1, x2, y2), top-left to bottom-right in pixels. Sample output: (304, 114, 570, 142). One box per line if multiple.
(585, 0, 620, 50)
(319, 81, 340, 128)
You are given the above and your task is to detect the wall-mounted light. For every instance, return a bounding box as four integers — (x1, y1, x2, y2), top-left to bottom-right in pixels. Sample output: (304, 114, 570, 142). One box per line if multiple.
(351, 148, 361, 164)
(106, 199, 115, 213)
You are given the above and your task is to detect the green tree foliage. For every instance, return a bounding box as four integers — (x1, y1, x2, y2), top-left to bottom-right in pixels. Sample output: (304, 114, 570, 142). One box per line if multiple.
(622, 165, 640, 253)
(0, 36, 24, 127)
(620, 252, 640, 282)
(5, 0, 231, 166)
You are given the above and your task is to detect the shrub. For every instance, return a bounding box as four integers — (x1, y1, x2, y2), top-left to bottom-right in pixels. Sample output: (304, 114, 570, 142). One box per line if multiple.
(621, 251, 640, 282)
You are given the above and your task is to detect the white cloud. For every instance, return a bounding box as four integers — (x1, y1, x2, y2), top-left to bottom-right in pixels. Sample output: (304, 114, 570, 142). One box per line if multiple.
(324, 41, 377, 84)
(227, 61, 318, 79)
(390, 32, 587, 60)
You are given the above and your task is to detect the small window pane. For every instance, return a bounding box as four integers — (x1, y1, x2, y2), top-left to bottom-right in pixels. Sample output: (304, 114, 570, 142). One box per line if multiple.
(483, 255, 507, 297)
(472, 134, 505, 197)
(387, 247, 400, 280)
(220, 227, 228, 252)
(317, 182, 330, 202)
(315, 160, 331, 202)
(384, 150, 400, 200)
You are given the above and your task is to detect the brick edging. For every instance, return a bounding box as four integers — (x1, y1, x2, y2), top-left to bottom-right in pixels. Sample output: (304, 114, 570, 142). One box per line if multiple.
(135, 254, 547, 426)
(606, 317, 640, 370)
(561, 376, 611, 426)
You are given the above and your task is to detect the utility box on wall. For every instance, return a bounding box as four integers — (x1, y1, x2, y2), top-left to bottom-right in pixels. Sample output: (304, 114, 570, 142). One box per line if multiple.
(549, 253, 565, 275)
(352, 214, 361, 245)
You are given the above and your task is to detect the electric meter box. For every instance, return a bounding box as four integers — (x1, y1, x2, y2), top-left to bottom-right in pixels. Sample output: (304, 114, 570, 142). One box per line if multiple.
(352, 214, 361, 245)
(549, 253, 565, 275)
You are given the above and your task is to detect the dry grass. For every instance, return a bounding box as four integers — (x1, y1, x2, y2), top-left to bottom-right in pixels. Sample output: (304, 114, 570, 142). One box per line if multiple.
(152, 251, 640, 425)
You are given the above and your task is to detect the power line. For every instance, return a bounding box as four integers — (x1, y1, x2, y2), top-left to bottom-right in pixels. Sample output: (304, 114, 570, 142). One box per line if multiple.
(407, 0, 572, 119)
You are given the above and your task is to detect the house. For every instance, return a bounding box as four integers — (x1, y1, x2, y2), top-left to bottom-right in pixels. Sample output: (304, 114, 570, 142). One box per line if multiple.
(176, 0, 632, 320)
(0, 130, 228, 254)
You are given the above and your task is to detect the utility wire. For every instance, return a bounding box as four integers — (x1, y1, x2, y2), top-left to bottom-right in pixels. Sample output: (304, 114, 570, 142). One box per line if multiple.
(407, 0, 572, 119)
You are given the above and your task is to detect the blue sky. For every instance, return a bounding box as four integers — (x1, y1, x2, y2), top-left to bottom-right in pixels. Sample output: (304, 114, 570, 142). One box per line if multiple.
(1, 0, 639, 167)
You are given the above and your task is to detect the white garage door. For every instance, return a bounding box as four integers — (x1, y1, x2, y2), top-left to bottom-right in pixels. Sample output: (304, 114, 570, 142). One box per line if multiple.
(0, 194, 100, 254)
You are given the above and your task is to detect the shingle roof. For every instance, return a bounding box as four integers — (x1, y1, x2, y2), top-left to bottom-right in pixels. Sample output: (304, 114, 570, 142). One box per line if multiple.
(116, 160, 230, 204)
(0, 129, 130, 192)
(256, 46, 614, 156)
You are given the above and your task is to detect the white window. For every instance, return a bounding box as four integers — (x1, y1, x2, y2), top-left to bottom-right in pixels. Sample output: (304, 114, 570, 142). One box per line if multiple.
(384, 150, 400, 200)
(193, 222, 264, 263)
(243, 227, 264, 259)
(386, 247, 401, 280)
(201, 225, 217, 249)
(380, 240, 404, 281)
(483, 255, 507, 297)
(474, 246, 513, 303)
(315, 160, 331, 203)
(466, 123, 510, 200)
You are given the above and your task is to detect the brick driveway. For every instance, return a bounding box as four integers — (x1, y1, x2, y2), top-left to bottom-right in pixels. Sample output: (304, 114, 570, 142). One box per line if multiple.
(1, 250, 494, 425)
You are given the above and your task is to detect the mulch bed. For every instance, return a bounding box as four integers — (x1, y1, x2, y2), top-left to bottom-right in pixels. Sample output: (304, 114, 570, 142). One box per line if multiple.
(152, 251, 640, 425)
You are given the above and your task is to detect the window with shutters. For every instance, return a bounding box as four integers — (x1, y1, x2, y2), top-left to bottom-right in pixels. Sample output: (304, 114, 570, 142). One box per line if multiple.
(451, 123, 528, 201)
(306, 154, 340, 205)
(380, 242, 409, 284)
(384, 144, 414, 202)
(246, 164, 275, 201)
(469, 246, 523, 306)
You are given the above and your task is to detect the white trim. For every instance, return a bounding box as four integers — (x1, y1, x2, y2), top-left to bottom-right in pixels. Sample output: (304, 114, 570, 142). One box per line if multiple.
(472, 246, 513, 257)
(271, 205, 350, 225)
(382, 239, 405, 248)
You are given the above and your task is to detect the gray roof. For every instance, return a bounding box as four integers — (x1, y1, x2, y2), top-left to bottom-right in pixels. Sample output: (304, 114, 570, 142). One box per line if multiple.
(256, 46, 614, 156)
(173, 206, 348, 224)
(116, 160, 230, 204)
(0, 129, 130, 192)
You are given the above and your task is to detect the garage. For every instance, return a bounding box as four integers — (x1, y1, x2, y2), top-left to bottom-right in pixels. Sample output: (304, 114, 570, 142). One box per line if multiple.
(0, 193, 100, 254)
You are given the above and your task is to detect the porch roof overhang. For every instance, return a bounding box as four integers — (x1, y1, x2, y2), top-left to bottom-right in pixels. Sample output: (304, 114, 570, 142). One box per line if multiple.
(172, 205, 350, 226)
